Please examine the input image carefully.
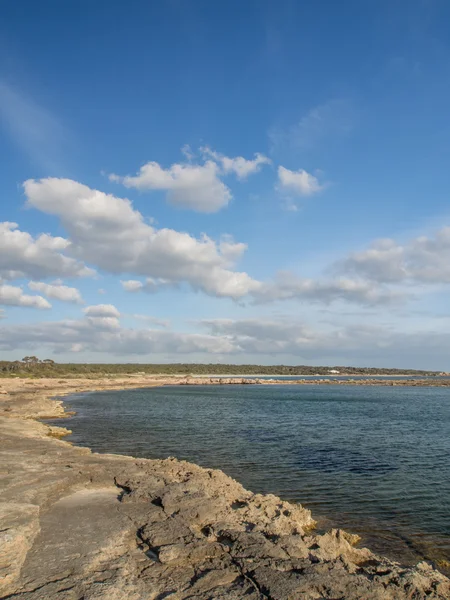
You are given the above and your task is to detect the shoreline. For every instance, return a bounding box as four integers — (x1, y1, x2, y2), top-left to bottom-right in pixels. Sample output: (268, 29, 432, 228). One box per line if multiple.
(176, 376, 450, 386)
(4, 373, 450, 387)
(181, 373, 447, 378)
(1, 376, 449, 599)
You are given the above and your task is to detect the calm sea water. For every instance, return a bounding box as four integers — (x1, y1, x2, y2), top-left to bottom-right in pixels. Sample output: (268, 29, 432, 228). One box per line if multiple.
(56, 384, 450, 569)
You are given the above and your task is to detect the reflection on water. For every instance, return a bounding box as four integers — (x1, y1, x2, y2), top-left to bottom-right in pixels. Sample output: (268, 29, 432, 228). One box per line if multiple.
(55, 384, 450, 571)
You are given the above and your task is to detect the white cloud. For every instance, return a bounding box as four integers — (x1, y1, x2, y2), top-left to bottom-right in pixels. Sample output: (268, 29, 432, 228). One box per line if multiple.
(277, 166, 324, 196)
(2, 312, 449, 369)
(0, 283, 51, 309)
(253, 272, 405, 306)
(28, 280, 83, 304)
(219, 235, 248, 262)
(110, 160, 231, 213)
(24, 178, 260, 300)
(121, 280, 144, 292)
(200, 318, 320, 355)
(0, 221, 93, 281)
(21, 177, 411, 308)
(83, 304, 121, 331)
(339, 227, 450, 284)
(0, 312, 235, 356)
(84, 304, 120, 318)
(251, 225, 450, 307)
(200, 147, 271, 179)
(19, 177, 450, 313)
(110, 146, 270, 212)
(198, 318, 450, 369)
(121, 278, 176, 293)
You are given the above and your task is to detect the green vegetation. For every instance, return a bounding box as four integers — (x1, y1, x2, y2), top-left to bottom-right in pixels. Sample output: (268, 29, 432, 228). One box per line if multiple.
(0, 357, 441, 378)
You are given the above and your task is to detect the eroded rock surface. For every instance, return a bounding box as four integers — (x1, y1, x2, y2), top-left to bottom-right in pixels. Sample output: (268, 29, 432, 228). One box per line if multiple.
(1, 378, 449, 599)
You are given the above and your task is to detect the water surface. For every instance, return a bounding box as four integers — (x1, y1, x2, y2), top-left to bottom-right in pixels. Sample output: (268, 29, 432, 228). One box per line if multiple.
(57, 384, 450, 568)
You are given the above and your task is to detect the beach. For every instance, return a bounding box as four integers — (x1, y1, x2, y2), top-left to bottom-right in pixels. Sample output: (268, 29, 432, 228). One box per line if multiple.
(1, 376, 449, 599)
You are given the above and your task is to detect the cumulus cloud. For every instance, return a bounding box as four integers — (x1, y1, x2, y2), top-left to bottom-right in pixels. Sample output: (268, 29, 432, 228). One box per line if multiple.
(121, 280, 144, 292)
(0, 283, 51, 309)
(110, 160, 231, 212)
(200, 318, 321, 355)
(253, 272, 406, 306)
(84, 304, 120, 318)
(0, 221, 93, 281)
(200, 147, 271, 179)
(277, 166, 324, 196)
(110, 147, 270, 212)
(121, 278, 177, 294)
(198, 318, 450, 368)
(254, 226, 450, 306)
(2, 312, 449, 369)
(83, 304, 121, 331)
(219, 235, 248, 262)
(28, 280, 83, 304)
(0, 311, 235, 356)
(24, 178, 260, 300)
(339, 227, 450, 284)
(21, 177, 410, 308)
(19, 177, 450, 312)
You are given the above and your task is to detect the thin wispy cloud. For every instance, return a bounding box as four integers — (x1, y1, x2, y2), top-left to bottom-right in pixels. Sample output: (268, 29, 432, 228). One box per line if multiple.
(0, 80, 67, 173)
(269, 98, 355, 154)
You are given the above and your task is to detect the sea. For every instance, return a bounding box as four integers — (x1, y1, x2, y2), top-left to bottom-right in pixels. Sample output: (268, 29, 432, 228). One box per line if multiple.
(54, 382, 450, 570)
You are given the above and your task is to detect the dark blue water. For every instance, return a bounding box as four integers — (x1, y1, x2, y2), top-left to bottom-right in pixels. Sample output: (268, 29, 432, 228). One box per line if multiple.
(56, 384, 450, 568)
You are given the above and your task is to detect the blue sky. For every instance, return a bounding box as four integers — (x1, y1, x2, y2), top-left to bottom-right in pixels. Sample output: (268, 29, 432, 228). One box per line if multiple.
(1, 0, 450, 369)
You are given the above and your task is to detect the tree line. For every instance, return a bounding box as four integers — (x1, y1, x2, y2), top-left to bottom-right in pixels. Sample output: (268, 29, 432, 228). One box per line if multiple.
(0, 359, 440, 378)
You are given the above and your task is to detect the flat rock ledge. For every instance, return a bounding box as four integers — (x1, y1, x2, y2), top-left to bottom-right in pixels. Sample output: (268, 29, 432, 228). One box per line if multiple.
(1, 378, 449, 600)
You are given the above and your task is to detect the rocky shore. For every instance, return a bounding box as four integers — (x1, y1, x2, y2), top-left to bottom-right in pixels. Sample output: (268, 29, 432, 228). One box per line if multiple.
(178, 376, 450, 386)
(1, 377, 449, 599)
